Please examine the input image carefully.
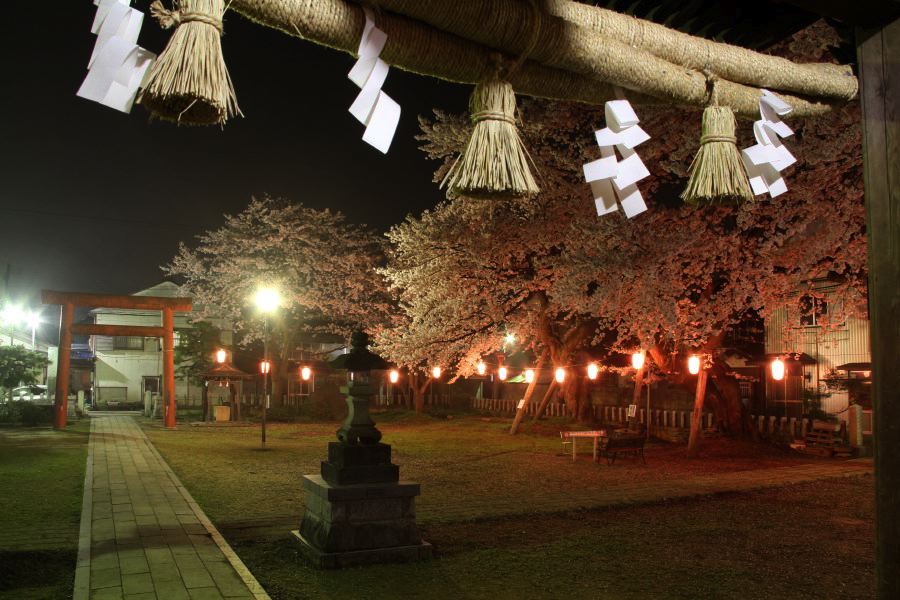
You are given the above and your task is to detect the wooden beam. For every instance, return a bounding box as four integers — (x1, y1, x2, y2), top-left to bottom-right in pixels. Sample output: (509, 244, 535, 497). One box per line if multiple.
(41, 290, 192, 312)
(70, 324, 167, 337)
(857, 16, 900, 599)
(779, 0, 900, 27)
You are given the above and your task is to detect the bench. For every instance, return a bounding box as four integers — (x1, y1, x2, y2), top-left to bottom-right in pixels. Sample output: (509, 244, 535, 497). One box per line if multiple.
(560, 430, 606, 462)
(602, 434, 646, 466)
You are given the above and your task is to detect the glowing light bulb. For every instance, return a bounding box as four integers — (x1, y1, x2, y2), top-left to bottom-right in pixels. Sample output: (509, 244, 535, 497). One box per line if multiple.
(498, 366, 508, 381)
(215, 349, 227, 364)
(389, 369, 400, 384)
(587, 363, 599, 380)
(432, 366, 442, 379)
(771, 358, 785, 381)
(300, 366, 312, 381)
(254, 287, 281, 313)
(476, 361, 486, 376)
(524, 369, 535, 384)
(504, 332, 516, 345)
(555, 367, 566, 384)
(688, 355, 701, 375)
(631, 351, 645, 370)
(260, 360, 271, 374)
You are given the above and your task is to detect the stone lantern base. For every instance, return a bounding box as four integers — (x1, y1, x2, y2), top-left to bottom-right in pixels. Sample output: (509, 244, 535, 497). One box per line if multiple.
(293, 443, 432, 568)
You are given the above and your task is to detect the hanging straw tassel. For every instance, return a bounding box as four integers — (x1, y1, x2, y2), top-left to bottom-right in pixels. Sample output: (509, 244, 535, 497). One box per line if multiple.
(442, 77, 540, 200)
(682, 78, 752, 204)
(138, 0, 241, 126)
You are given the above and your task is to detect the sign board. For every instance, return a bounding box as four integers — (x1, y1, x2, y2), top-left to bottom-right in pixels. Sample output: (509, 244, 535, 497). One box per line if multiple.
(627, 404, 637, 418)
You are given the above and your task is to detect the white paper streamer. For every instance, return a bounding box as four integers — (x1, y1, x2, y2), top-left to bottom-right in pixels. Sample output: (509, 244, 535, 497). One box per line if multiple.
(582, 99, 651, 218)
(347, 8, 400, 154)
(741, 90, 795, 198)
(79, 0, 156, 114)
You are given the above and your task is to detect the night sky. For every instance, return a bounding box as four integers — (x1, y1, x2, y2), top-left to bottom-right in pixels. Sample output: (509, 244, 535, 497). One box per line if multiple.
(0, 1, 470, 336)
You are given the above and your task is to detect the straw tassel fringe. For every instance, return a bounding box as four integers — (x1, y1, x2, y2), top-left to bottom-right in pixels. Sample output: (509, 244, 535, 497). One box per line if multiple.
(138, 0, 241, 126)
(442, 78, 540, 200)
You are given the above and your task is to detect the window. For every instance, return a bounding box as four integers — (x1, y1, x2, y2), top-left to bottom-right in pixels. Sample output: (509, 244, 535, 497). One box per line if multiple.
(113, 336, 145, 350)
(798, 295, 827, 326)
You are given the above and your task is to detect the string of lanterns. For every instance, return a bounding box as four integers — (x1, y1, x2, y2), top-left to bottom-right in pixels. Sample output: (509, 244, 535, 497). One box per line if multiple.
(225, 348, 789, 386)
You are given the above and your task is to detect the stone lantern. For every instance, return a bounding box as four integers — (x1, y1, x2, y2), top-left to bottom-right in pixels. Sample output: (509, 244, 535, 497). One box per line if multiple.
(293, 331, 431, 568)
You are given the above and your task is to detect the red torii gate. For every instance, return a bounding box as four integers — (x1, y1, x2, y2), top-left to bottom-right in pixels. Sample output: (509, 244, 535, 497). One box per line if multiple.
(41, 290, 192, 430)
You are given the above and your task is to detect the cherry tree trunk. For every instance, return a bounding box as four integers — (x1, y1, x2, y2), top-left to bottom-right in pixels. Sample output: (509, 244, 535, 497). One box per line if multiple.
(687, 369, 709, 458)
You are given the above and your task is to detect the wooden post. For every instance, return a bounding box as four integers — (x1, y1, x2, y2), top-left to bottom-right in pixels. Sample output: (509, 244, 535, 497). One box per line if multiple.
(510, 350, 548, 434)
(631, 365, 644, 430)
(163, 307, 176, 428)
(858, 18, 900, 599)
(530, 378, 559, 423)
(53, 303, 74, 430)
(686, 369, 708, 458)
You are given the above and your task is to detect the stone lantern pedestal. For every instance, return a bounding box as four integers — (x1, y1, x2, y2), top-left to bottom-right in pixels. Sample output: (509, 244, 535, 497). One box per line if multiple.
(293, 334, 431, 568)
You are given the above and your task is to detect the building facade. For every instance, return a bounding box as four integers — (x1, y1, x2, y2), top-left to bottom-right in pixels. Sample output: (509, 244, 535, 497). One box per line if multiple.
(764, 281, 870, 422)
(90, 282, 231, 407)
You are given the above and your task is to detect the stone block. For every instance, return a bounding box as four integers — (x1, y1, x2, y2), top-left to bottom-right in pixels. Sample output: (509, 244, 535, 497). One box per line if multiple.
(293, 530, 432, 569)
(327, 442, 392, 467)
(320, 461, 399, 486)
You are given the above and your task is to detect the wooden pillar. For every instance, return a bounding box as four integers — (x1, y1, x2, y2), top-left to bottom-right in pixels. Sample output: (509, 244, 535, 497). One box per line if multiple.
(858, 18, 900, 599)
(53, 303, 74, 430)
(163, 307, 176, 429)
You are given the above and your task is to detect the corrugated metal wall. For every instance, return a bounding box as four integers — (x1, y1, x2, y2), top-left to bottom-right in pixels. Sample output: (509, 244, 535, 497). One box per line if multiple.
(765, 290, 870, 420)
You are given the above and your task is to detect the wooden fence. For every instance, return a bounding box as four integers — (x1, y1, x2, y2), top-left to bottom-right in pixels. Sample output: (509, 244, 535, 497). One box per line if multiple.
(471, 397, 847, 439)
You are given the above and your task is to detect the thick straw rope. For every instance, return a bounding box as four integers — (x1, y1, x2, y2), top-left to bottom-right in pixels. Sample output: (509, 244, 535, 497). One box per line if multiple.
(227, 0, 841, 117)
(547, 0, 856, 102)
(370, 0, 856, 103)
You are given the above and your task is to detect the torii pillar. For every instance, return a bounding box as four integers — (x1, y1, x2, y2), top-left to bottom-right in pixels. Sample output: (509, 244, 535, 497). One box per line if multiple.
(41, 290, 192, 430)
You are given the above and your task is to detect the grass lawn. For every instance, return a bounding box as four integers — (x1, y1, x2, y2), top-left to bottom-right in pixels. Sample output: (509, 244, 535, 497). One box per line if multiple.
(145, 412, 874, 600)
(0, 419, 90, 600)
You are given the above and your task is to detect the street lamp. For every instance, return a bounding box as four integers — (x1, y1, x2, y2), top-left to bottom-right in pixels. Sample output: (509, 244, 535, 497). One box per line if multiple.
(587, 362, 599, 380)
(431, 366, 442, 379)
(1, 304, 24, 344)
(497, 366, 508, 381)
(216, 349, 227, 364)
(300, 366, 312, 381)
(25, 311, 40, 349)
(389, 369, 400, 384)
(524, 368, 535, 384)
(476, 360, 486, 376)
(254, 286, 281, 449)
(504, 332, 516, 345)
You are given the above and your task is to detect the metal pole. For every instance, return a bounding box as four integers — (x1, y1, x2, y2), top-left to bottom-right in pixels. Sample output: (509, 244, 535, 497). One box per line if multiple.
(262, 316, 268, 449)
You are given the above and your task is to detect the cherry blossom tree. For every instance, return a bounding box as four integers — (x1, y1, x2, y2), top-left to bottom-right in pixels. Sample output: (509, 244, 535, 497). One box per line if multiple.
(378, 21, 867, 436)
(164, 196, 392, 403)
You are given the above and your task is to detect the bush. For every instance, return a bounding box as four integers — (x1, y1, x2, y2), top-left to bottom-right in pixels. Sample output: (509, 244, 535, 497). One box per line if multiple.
(0, 402, 54, 426)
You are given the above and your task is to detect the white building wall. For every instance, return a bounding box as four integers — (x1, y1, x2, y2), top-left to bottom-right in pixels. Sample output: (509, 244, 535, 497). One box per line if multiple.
(92, 310, 208, 405)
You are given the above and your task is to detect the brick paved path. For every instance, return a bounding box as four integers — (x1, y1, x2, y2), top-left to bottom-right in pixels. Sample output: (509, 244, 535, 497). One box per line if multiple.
(75, 415, 270, 600)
